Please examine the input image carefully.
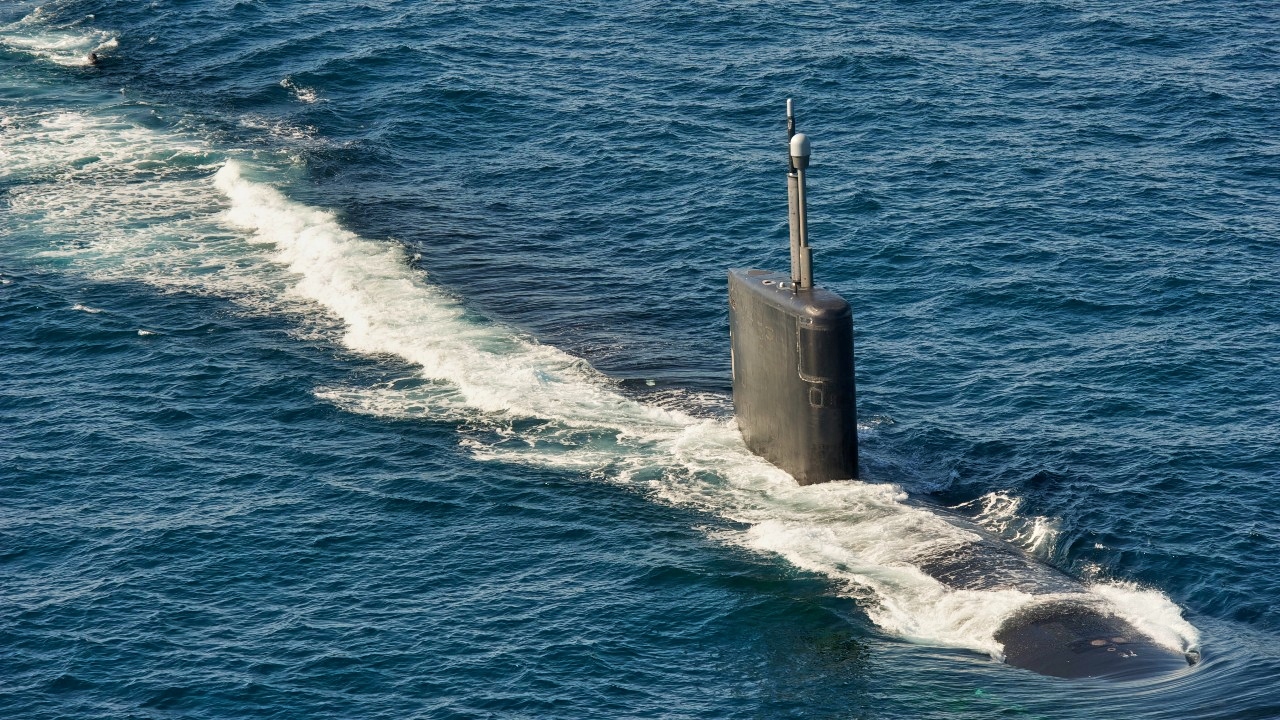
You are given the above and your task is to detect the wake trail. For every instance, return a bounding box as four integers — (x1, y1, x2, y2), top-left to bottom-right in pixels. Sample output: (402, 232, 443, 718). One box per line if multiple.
(0, 97, 1200, 662)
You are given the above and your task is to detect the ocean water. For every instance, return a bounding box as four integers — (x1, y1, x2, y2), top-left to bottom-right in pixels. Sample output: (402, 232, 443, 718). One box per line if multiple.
(2, 0, 1278, 717)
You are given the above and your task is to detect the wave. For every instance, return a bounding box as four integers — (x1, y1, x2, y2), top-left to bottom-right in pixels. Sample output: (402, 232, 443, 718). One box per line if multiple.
(949, 490, 1062, 559)
(1, 100, 1200, 663)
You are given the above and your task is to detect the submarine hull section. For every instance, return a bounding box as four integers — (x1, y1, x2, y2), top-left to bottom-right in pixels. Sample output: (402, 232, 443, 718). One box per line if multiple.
(909, 503, 1195, 679)
(996, 601, 1192, 679)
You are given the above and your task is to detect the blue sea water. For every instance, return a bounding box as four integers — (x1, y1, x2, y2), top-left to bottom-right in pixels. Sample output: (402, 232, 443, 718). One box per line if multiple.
(2, 0, 1279, 717)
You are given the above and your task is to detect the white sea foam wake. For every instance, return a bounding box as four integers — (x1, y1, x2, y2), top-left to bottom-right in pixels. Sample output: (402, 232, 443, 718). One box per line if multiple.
(0, 8, 117, 67)
(0, 105, 1200, 662)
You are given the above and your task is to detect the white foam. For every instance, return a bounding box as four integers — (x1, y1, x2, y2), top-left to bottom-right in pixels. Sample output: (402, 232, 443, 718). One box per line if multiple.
(70, 303, 102, 313)
(1092, 580, 1202, 655)
(281, 77, 319, 104)
(238, 114, 320, 142)
(0, 110, 300, 313)
(0, 10, 117, 67)
(951, 490, 1062, 559)
(2, 103, 1199, 661)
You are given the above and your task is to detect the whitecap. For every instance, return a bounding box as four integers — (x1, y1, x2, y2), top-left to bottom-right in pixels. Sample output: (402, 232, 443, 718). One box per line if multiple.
(281, 76, 320, 104)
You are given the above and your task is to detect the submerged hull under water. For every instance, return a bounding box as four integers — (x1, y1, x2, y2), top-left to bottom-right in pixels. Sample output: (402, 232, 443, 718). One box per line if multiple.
(908, 502, 1197, 679)
(995, 600, 1191, 680)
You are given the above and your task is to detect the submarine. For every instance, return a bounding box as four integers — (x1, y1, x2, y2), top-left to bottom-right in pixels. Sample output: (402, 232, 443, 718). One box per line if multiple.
(907, 502, 1196, 679)
(727, 101, 1197, 679)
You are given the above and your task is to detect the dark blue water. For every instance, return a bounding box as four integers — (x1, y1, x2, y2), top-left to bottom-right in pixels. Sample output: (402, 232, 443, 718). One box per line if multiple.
(3, 1, 1278, 717)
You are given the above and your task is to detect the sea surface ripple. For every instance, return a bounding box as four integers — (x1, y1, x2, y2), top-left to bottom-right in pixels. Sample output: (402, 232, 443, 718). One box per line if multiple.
(2, 0, 1278, 718)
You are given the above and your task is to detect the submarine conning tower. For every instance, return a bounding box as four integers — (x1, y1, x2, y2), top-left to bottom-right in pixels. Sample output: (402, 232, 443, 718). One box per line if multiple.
(729, 100, 858, 485)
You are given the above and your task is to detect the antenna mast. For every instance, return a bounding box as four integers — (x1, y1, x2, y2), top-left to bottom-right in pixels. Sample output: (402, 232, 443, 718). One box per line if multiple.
(786, 99, 813, 289)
